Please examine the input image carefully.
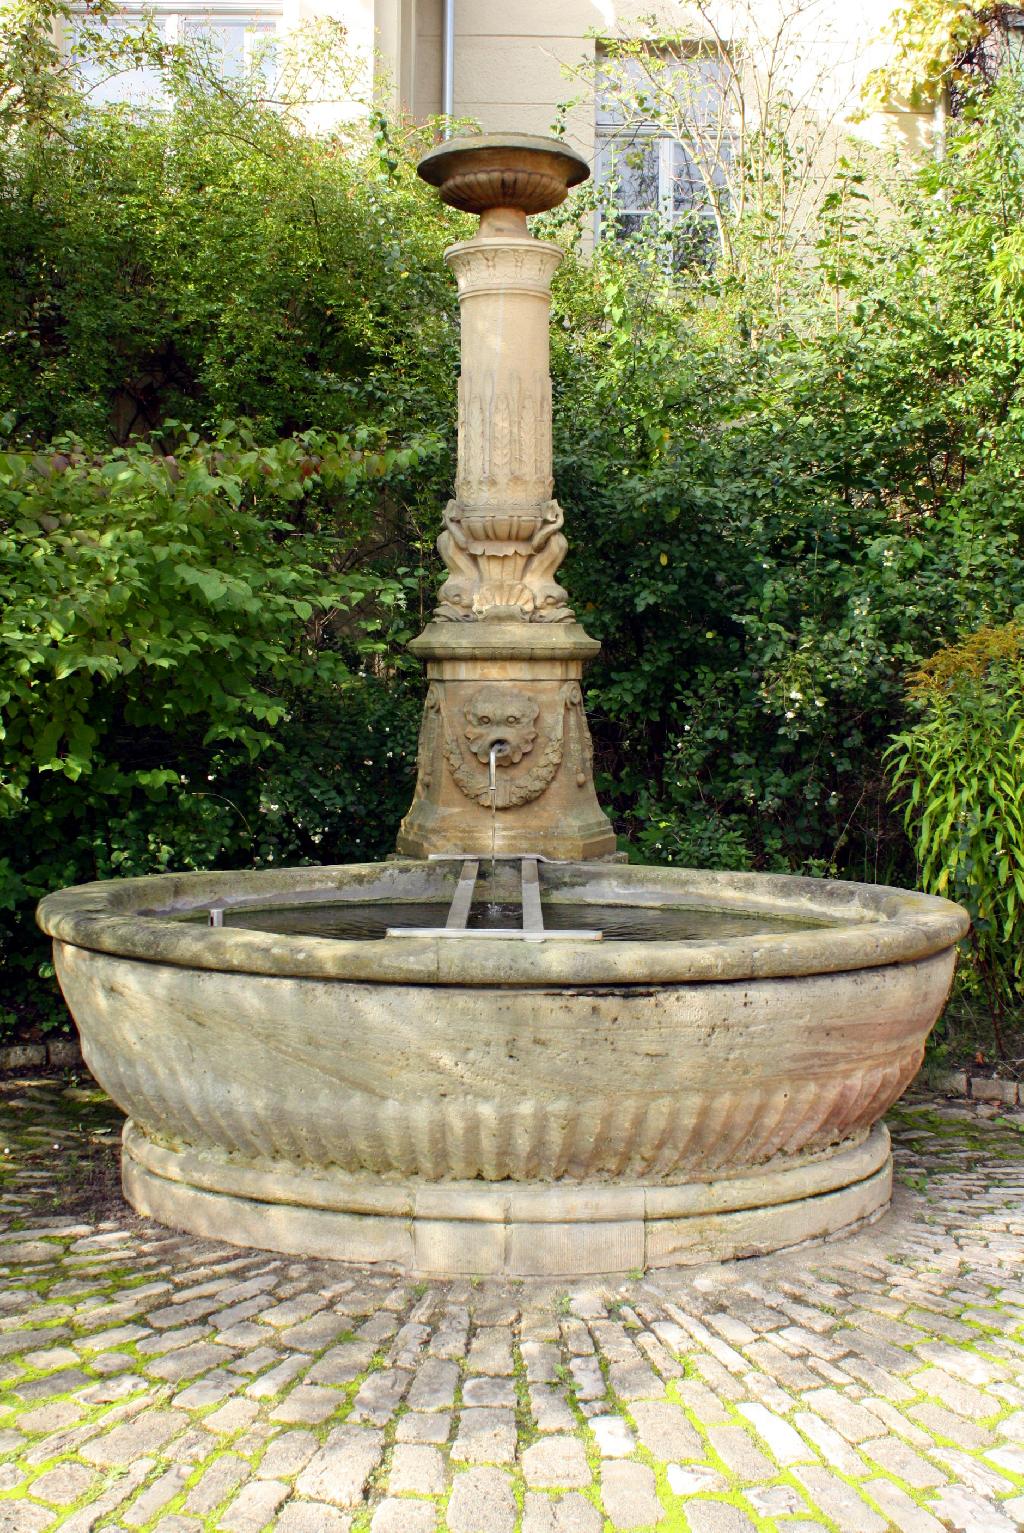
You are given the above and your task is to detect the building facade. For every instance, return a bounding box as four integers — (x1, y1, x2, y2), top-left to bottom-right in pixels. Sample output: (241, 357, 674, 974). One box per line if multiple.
(384, 0, 936, 158)
(63, 0, 942, 236)
(69, 0, 938, 138)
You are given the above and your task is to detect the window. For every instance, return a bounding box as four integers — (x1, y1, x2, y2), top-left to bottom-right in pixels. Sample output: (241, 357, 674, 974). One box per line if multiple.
(948, 5, 1024, 113)
(68, 4, 280, 107)
(179, 12, 278, 81)
(594, 45, 731, 266)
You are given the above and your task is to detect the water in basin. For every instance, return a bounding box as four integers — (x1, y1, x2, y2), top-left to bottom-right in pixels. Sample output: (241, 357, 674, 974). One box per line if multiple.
(203, 900, 827, 942)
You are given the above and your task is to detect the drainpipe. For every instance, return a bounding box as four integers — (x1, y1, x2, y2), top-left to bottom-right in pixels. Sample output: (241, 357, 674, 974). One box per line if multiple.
(442, 0, 455, 133)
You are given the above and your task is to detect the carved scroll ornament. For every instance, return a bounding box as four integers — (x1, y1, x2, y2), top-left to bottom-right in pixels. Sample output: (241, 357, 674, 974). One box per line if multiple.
(434, 498, 572, 622)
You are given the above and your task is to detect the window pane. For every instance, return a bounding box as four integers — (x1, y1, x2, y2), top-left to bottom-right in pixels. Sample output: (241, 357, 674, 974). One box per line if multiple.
(597, 211, 671, 250)
(67, 14, 168, 106)
(596, 54, 654, 127)
(181, 16, 277, 81)
(671, 216, 718, 270)
(670, 140, 710, 212)
(66, 9, 280, 102)
(596, 45, 729, 131)
(672, 53, 730, 132)
(595, 134, 660, 211)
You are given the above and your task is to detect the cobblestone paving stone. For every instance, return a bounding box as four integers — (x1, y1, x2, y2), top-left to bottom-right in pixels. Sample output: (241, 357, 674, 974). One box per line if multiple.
(0, 1078, 1023, 1531)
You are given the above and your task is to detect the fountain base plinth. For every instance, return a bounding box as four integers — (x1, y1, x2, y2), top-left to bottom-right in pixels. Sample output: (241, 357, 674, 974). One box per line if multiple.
(123, 1120, 892, 1276)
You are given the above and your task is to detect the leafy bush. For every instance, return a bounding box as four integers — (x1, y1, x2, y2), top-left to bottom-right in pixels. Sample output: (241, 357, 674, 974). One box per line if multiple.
(0, 426, 435, 1033)
(886, 624, 1024, 1044)
(546, 84, 1024, 890)
(0, 67, 464, 447)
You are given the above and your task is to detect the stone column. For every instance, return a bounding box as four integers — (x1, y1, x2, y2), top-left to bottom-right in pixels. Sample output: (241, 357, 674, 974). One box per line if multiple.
(452, 232, 558, 514)
(396, 136, 616, 861)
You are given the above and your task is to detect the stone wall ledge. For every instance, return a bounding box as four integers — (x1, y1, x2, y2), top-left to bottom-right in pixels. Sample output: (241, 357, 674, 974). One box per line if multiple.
(0, 1039, 82, 1072)
(933, 1069, 1020, 1106)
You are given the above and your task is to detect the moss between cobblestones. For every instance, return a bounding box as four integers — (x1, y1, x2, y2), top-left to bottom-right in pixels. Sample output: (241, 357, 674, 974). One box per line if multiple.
(13, 1294, 400, 1530)
(649, 1459, 790, 1533)
(33, 1464, 133, 1528)
(512, 1339, 540, 1451)
(367, 1439, 393, 1500)
(655, 1381, 829, 1532)
(891, 1104, 1024, 1159)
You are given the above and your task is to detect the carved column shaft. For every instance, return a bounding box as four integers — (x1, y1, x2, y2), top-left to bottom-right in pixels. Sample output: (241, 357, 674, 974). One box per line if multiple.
(450, 237, 559, 512)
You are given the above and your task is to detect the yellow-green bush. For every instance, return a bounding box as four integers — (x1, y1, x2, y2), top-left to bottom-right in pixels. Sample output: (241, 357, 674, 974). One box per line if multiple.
(886, 624, 1024, 1035)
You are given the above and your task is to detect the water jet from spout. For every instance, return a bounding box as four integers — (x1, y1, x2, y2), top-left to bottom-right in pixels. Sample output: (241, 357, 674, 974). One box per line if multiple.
(488, 740, 510, 875)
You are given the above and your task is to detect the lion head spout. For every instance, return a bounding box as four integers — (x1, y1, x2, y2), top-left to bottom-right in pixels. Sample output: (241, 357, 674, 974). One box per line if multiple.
(463, 686, 540, 764)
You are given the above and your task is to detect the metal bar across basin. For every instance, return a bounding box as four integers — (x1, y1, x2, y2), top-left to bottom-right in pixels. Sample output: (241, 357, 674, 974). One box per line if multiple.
(445, 859, 479, 930)
(386, 854, 603, 941)
(521, 856, 544, 934)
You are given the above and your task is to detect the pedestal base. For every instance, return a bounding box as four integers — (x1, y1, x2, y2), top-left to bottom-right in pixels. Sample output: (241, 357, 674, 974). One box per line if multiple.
(397, 620, 616, 860)
(122, 1122, 892, 1277)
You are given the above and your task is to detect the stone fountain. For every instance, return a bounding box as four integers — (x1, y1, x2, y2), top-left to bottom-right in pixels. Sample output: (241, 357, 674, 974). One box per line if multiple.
(37, 136, 969, 1277)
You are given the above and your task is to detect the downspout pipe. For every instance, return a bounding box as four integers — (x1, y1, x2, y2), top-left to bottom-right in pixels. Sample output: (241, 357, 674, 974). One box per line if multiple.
(442, 0, 455, 133)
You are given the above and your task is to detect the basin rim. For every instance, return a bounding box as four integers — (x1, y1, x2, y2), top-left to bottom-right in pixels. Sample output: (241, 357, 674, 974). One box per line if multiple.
(37, 861, 970, 986)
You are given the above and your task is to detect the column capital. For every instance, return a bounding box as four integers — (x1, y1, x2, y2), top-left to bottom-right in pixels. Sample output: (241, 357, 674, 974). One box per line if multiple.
(445, 238, 563, 300)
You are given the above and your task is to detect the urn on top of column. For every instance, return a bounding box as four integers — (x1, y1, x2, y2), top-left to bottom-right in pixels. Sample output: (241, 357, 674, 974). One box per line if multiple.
(417, 132, 589, 222)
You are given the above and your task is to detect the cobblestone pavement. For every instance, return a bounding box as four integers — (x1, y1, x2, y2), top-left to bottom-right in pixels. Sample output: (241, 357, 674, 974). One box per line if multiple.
(0, 1077, 1023, 1533)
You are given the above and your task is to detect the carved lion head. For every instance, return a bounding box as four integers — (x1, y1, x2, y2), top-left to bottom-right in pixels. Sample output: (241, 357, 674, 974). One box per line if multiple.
(463, 686, 540, 764)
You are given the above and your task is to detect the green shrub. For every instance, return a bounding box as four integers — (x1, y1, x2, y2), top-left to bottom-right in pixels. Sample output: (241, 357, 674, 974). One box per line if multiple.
(886, 624, 1024, 1041)
(548, 130, 1024, 882)
(0, 81, 464, 448)
(0, 425, 435, 1034)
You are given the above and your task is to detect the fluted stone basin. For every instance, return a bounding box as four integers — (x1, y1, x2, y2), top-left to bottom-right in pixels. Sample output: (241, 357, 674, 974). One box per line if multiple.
(37, 860, 967, 1276)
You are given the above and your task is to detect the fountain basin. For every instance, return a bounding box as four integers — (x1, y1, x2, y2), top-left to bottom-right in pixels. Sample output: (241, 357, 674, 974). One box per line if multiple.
(37, 860, 967, 1275)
